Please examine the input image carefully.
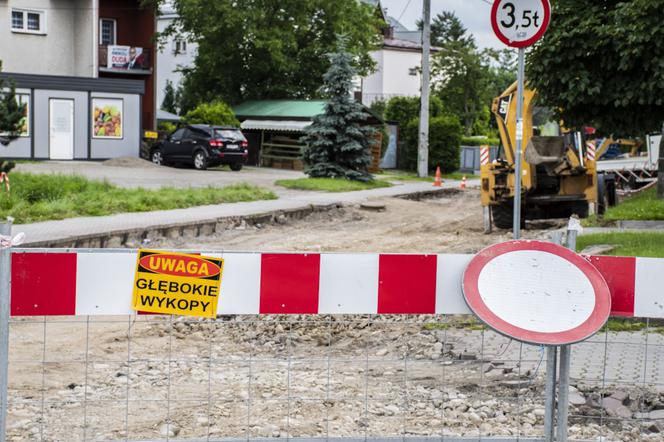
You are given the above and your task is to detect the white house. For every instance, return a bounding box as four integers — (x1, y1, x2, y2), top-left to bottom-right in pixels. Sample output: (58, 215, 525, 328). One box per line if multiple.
(0, 0, 155, 160)
(354, 4, 435, 106)
(358, 29, 428, 106)
(155, 0, 197, 112)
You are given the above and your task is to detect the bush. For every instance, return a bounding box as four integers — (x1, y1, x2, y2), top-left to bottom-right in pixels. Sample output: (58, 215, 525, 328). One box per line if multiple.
(384, 95, 444, 125)
(182, 101, 239, 126)
(461, 136, 500, 146)
(157, 121, 177, 133)
(402, 115, 463, 173)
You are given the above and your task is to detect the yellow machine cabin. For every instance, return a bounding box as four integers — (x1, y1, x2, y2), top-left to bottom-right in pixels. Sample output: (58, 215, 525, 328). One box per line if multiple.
(481, 82, 613, 230)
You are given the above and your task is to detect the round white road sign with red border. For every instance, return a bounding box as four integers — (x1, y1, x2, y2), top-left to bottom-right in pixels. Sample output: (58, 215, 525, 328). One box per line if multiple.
(462, 241, 611, 346)
(491, 0, 551, 48)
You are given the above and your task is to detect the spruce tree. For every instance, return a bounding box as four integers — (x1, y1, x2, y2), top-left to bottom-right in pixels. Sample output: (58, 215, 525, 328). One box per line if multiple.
(301, 36, 375, 181)
(0, 80, 25, 146)
(161, 80, 178, 114)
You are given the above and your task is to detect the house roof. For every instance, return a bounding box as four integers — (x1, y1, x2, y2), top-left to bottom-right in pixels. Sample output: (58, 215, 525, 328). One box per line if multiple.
(241, 119, 312, 132)
(233, 100, 383, 125)
(233, 100, 328, 120)
(157, 109, 180, 122)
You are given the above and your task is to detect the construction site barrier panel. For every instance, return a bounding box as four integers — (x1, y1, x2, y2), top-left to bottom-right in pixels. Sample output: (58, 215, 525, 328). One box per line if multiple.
(7, 249, 664, 319)
(2, 248, 664, 442)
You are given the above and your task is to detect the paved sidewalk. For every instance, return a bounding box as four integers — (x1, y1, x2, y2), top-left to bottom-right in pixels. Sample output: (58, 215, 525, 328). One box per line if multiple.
(11, 180, 478, 246)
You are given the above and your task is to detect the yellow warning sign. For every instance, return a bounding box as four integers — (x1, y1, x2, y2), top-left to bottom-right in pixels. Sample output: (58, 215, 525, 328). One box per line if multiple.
(131, 250, 223, 318)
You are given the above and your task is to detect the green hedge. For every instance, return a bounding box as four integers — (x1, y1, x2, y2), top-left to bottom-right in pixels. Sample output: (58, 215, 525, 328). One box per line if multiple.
(460, 137, 500, 146)
(385, 96, 445, 125)
(401, 115, 463, 173)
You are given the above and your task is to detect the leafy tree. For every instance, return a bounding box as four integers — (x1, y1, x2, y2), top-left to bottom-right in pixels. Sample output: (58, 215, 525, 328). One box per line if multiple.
(485, 48, 517, 99)
(432, 46, 491, 136)
(163, 0, 383, 106)
(527, 0, 664, 196)
(301, 37, 375, 181)
(161, 80, 178, 115)
(182, 101, 239, 126)
(426, 11, 493, 136)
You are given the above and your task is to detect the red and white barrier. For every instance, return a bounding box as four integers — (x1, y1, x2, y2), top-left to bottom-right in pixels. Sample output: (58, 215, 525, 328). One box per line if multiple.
(8, 250, 664, 318)
(586, 141, 596, 161)
(480, 146, 490, 166)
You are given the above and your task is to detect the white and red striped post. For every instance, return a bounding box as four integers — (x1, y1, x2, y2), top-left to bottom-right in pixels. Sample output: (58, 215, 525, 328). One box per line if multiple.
(480, 145, 490, 167)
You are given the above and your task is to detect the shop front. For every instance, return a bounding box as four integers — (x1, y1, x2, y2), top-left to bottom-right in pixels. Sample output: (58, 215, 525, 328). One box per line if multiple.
(0, 72, 144, 160)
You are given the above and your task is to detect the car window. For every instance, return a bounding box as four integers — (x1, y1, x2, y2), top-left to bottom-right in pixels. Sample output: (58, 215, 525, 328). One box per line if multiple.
(190, 128, 210, 140)
(170, 128, 186, 141)
(214, 129, 245, 141)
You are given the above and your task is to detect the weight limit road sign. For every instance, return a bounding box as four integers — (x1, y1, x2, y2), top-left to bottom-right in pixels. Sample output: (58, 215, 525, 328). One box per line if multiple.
(462, 241, 611, 346)
(491, 0, 551, 48)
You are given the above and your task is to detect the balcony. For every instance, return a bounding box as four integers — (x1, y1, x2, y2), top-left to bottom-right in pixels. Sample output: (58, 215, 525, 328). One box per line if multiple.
(99, 45, 152, 75)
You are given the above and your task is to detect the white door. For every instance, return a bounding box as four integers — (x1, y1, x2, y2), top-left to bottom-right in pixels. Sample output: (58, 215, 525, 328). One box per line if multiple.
(49, 99, 74, 159)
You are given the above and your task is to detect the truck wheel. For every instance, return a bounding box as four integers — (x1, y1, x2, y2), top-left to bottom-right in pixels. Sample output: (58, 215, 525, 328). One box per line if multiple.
(597, 173, 608, 215)
(492, 203, 514, 230)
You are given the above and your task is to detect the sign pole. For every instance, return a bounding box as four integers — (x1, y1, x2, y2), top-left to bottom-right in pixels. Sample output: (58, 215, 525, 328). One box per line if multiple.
(543, 346, 558, 442)
(556, 227, 579, 441)
(0, 220, 12, 442)
(513, 47, 525, 239)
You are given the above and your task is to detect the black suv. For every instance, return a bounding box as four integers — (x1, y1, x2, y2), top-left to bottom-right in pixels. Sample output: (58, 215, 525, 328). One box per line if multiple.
(151, 124, 249, 171)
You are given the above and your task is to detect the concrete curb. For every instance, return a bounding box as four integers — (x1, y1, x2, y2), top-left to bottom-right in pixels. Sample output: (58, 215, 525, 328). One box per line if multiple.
(18, 187, 461, 248)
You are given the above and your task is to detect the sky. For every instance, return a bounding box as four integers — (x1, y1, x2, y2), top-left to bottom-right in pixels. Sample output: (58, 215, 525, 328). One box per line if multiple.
(381, 0, 506, 50)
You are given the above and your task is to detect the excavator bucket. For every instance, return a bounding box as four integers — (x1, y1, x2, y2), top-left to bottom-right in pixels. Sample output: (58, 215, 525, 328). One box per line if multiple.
(524, 136, 567, 165)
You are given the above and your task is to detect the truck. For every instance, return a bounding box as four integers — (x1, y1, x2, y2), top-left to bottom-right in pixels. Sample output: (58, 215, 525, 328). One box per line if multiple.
(481, 82, 616, 230)
(594, 135, 660, 190)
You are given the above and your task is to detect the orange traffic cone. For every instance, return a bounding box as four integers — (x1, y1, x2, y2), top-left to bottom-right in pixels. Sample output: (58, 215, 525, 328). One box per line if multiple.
(460, 176, 467, 190)
(433, 167, 442, 187)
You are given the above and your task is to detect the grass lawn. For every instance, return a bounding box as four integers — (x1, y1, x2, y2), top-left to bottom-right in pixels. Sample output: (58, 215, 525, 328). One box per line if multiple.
(275, 177, 392, 192)
(604, 188, 664, 221)
(0, 172, 277, 224)
(576, 232, 664, 258)
(376, 170, 478, 182)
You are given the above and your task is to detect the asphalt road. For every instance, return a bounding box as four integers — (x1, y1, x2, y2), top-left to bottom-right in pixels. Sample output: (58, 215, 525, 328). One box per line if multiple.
(15, 159, 306, 194)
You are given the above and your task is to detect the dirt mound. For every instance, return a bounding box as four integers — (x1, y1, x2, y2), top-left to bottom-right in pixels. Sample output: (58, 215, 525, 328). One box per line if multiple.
(102, 156, 158, 168)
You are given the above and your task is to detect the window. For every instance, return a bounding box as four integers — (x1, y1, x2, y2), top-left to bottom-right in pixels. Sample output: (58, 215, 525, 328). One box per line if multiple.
(100, 19, 116, 45)
(11, 11, 23, 29)
(170, 128, 186, 142)
(173, 39, 187, 55)
(11, 9, 46, 34)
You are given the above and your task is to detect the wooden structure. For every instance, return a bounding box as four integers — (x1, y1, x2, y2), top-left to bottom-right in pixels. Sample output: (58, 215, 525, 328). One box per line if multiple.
(234, 100, 383, 171)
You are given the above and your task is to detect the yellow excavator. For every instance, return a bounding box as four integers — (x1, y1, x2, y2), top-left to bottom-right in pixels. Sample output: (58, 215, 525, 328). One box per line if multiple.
(481, 82, 616, 230)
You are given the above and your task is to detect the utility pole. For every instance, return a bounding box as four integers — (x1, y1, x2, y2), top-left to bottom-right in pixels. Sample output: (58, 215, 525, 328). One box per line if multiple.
(418, 0, 431, 178)
(658, 122, 664, 199)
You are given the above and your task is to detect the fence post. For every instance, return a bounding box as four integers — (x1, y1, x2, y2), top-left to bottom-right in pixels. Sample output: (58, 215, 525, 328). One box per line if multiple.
(544, 347, 558, 441)
(556, 227, 579, 441)
(0, 220, 12, 442)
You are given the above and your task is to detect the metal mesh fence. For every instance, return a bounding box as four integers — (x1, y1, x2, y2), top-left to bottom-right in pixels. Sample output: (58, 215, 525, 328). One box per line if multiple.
(4, 314, 664, 441)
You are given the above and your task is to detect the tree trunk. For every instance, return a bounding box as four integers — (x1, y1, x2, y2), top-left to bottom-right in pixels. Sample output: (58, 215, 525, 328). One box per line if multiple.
(658, 126, 664, 199)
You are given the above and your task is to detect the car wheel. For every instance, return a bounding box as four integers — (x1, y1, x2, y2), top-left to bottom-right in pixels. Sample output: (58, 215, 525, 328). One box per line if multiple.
(230, 163, 243, 172)
(193, 151, 208, 170)
(151, 149, 165, 166)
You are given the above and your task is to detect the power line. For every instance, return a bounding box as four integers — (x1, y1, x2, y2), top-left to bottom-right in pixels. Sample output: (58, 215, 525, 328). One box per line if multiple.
(397, 0, 414, 21)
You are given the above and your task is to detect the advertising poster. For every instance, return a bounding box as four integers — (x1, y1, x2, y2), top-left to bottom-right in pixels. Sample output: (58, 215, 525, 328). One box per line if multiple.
(107, 45, 130, 69)
(92, 98, 123, 139)
(107, 45, 147, 70)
